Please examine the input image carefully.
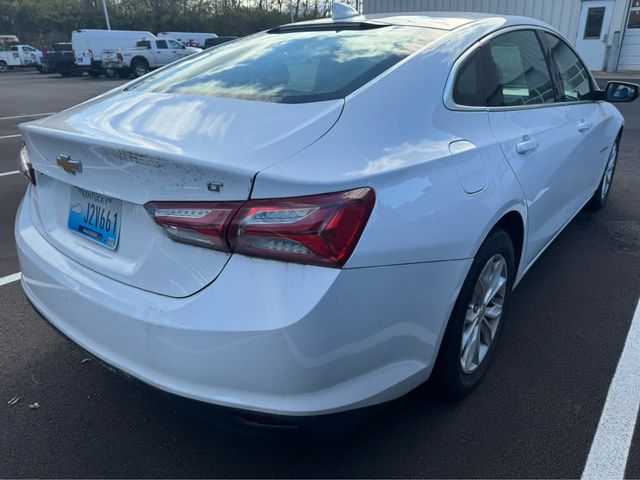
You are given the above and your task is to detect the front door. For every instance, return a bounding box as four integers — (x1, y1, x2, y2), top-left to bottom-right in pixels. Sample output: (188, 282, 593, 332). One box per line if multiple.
(576, 0, 614, 70)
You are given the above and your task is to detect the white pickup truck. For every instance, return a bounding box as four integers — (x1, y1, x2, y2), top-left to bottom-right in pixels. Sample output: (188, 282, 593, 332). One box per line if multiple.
(0, 35, 22, 72)
(102, 38, 201, 78)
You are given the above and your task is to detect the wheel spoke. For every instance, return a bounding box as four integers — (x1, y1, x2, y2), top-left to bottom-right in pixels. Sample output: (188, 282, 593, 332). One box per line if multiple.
(484, 304, 502, 320)
(480, 318, 493, 347)
(483, 261, 506, 305)
(461, 323, 480, 372)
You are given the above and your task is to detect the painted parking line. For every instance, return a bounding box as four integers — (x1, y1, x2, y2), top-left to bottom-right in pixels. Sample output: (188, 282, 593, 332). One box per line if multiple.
(0, 170, 19, 177)
(0, 112, 55, 121)
(582, 297, 640, 479)
(0, 272, 21, 287)
(0, 134, 21, 140)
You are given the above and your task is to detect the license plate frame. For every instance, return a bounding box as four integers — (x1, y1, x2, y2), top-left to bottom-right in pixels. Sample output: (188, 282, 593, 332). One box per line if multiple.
(68, 187, 122, 250)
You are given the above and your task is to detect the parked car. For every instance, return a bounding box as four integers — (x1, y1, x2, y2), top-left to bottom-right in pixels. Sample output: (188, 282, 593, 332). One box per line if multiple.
(15, 8, 638, 430)
(158, 32, 217, 48)
(102, 38, 201, 78)
(72, 29, 156, 77)
(204, 36, 238, 49)
(40, 43, 81, 76)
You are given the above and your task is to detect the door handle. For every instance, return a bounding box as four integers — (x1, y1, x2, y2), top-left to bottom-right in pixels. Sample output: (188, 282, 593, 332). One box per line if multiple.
(516, 136, 539, 155)
(577, 121, 592, 132)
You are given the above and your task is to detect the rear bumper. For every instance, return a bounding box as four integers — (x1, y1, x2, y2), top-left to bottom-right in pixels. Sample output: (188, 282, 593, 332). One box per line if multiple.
(15, 188, 471, 416)
(103, 61, 127, 70)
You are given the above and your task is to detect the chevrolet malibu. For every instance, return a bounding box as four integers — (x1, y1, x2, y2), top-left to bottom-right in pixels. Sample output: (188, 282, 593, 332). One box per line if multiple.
(15, 7, 638, 428)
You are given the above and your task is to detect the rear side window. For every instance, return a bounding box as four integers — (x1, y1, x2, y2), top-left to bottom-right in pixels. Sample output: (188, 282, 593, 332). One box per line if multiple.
(487, 30, 555, 106)
(453, 30, 556, 107)
(128, 25, 443, 104)
(543, 33, 593, 102)
(156, 40, 168, 49)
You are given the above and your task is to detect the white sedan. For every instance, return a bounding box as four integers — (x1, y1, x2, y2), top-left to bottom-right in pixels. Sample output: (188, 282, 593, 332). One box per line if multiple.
(15, 6, 638, 428)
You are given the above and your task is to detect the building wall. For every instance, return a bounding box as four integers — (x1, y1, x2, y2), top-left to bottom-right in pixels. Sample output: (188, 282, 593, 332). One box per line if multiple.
(362, 0, 583, 42)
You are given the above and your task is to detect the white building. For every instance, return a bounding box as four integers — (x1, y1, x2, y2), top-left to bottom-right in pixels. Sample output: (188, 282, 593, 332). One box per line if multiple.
(361, 0, 640, 71)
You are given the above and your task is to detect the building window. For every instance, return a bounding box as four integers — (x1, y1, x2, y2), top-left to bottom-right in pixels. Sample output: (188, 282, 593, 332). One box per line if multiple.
(584, 7, 606, 38)
(628, 1, 640, 29)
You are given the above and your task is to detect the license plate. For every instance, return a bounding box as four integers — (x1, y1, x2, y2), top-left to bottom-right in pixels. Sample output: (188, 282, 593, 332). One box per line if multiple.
(68, 187, 121, 249)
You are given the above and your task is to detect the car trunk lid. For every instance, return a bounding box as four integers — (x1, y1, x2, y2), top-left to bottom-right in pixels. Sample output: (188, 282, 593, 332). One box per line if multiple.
(21, 90, 344, 297)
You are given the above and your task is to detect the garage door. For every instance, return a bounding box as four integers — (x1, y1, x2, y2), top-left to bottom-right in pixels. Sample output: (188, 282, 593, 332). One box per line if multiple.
(619, 0, 640, 70)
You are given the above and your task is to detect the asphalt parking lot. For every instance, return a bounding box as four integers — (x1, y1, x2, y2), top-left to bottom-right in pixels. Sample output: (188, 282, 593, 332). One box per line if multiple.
(1, 70, 639, 478)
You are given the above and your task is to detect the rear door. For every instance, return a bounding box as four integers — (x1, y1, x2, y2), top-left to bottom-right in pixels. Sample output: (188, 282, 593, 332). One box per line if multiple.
(485, 30, 585, 268)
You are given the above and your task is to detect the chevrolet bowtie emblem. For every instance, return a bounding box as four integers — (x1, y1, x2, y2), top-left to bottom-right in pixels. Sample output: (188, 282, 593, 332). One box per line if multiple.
(56, 154, 82, 174)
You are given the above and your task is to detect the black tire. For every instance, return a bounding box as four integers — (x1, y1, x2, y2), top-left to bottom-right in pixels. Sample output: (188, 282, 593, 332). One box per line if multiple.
(431, 228, 515, 400)
(0, 61, 7, 73)
(117, 68, 130, 79)
(586, 135, 621, 211)
(89, 69, 101, 78)
(104, 68, 116, 78)
(131, 58, 150, 78)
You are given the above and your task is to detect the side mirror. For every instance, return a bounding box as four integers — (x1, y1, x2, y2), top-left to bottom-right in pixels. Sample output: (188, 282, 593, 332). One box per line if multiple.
(605, 81, 639, 103)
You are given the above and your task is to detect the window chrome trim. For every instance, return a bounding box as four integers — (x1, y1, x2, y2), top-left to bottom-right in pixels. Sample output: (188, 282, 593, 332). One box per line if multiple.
(443, 25, 600, 112)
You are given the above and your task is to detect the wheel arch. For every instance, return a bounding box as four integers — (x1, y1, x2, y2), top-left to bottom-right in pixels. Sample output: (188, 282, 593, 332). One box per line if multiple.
(470, 205, 527, 284)
(493, 210, 525, 278)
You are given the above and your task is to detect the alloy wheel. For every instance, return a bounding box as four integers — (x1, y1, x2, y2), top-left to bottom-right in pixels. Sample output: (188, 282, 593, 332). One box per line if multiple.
(460, 254, 508, 374)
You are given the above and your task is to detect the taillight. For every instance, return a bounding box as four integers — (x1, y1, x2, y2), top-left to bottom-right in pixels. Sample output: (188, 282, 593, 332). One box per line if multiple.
(116, 52, 123, 61)
(18, 144, 36, 186)
(88, 49, 94, 60)
(144, 202, 243, 251)
(144, 188, 375, 268)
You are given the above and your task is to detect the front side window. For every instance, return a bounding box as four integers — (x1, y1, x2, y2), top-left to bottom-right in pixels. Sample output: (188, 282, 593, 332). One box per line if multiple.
(543, 33, 593, 101)
(127, 25, 443, 104)
(167, 40, 182, 49)
(452, 30, 555, 107)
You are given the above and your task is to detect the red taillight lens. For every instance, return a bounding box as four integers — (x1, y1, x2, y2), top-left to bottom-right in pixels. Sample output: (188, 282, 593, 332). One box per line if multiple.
(144, 201, 243, 251)
(116, 52, 123, 61)
(144, 188, 375, 268)
(229, 188, 375, 267)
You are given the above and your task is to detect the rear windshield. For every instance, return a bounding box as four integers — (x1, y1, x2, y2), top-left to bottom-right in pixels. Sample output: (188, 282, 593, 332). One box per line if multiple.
(127, 25, 443, 103)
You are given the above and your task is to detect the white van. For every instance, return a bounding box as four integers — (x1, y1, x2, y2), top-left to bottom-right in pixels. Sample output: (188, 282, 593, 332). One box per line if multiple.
(72, 29, 156, 77)
(157, 32, 216, 48)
